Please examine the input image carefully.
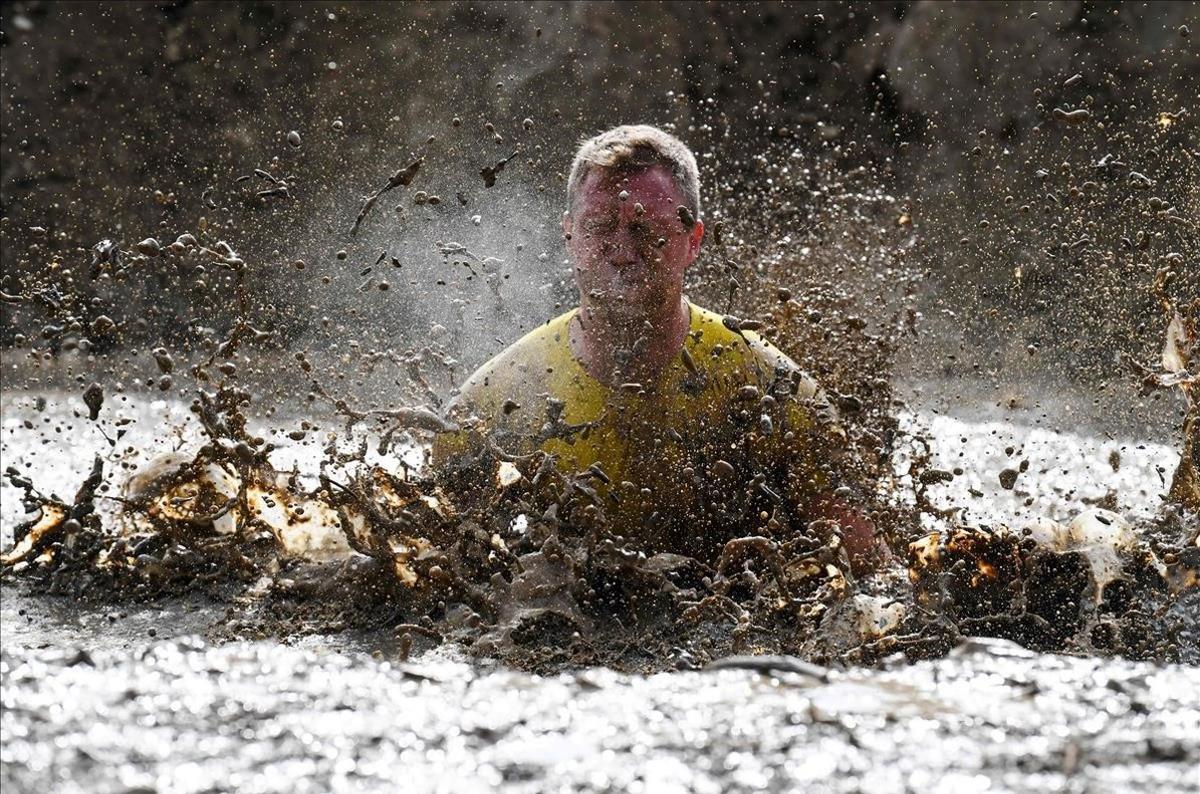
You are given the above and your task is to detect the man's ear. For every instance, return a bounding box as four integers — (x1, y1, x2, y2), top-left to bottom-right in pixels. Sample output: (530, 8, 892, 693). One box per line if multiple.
(687, 219, 705, 261)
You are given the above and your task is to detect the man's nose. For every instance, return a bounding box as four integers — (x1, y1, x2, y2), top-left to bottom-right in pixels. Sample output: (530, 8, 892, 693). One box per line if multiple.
(609, 227, 643, 267)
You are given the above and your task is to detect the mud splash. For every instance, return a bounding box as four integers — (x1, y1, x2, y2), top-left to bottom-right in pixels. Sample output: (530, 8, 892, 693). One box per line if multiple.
(2, 31, 1198, 673)
(3, 137, 1198, 674)
(3, 293, 1195, 671)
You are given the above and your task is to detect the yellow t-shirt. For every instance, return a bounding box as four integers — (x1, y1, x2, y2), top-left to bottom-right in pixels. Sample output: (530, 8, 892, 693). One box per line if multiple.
(434, 301, 844, 559)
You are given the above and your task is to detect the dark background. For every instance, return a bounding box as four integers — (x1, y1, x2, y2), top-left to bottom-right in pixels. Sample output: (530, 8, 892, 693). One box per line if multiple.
(1, 1, 1196, 418)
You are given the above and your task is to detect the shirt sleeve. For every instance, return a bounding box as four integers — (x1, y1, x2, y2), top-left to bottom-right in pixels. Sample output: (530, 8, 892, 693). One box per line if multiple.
(743, 335, 848, 515)
(430, 368, 499, 471)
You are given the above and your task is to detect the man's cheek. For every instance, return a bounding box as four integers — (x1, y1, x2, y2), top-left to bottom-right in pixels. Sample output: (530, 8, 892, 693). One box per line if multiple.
(658, 238, 688, 267)
(571, 246, 601, 272)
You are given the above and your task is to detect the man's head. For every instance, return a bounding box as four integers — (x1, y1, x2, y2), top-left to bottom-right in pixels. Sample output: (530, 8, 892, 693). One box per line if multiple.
(564, 125, 704, 323)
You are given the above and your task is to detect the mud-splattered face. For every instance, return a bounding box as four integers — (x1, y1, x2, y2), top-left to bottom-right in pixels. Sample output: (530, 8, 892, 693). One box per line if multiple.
(565, 165, 704, 321)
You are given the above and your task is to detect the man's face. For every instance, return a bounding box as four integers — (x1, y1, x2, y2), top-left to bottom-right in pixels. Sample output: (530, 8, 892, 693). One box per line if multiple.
(565, 165, 704, 322)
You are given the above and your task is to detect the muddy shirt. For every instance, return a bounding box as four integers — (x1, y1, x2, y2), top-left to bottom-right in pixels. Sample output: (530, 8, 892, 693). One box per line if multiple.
(434, 301, 845, 559)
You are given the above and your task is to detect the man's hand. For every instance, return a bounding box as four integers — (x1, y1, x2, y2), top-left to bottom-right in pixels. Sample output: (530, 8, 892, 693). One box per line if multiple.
(810, 493, 891, 576)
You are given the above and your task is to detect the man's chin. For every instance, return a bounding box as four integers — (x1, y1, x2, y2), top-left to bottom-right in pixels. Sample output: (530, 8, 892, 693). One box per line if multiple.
(611, 290, 671, 313)
(591, 301, 655, 325)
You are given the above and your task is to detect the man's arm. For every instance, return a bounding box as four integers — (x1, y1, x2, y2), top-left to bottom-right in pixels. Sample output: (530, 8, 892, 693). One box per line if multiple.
(769, 375, 891, 576)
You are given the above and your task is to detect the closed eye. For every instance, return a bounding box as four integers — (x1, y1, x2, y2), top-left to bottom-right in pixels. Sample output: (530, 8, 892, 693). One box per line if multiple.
(628, 222, 653, 241)
(584, 216, 618, 234)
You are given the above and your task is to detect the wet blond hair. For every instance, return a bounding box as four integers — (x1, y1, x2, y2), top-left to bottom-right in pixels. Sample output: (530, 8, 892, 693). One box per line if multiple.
(566, 124, 701, 218)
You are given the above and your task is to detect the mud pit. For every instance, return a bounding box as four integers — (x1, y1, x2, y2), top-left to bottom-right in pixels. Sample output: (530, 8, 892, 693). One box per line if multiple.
(1, 382, 1194, 672)
(1, 172, 1194, 671)
(4, 636, 1199, 794)
(2, 2, 1199, 791)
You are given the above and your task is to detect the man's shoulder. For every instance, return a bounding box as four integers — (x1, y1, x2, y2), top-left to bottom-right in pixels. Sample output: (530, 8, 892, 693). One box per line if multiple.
(687, 302, 817, 398)
(455, 309, 576, 406)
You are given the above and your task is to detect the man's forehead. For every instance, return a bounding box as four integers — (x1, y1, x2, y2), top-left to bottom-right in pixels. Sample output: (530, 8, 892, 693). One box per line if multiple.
(578, 165, 685, 210)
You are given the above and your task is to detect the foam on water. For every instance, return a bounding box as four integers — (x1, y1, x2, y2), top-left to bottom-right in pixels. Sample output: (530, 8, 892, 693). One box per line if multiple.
(2, 636, 1196, 793)
(896, 411, 1177, 528)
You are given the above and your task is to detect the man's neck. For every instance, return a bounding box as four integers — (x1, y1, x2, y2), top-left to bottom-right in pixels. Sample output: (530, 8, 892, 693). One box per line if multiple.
(570, 296, 690, 385)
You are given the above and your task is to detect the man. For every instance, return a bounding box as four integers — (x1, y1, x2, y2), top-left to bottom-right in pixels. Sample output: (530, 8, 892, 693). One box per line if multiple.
(435, 125, 883, 573)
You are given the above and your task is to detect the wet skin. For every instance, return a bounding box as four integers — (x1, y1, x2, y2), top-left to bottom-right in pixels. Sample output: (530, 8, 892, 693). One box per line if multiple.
(564, 165, 703, 385)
